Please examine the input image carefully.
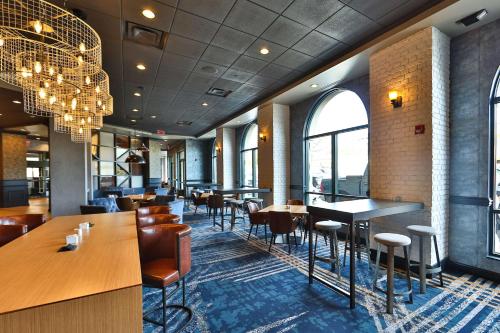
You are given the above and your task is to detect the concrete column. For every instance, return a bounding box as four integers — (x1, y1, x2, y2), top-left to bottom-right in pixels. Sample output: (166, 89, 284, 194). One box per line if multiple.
(216, 127, 235, 188)
(258, 102, 290, 205)
(369, 27, 450, 264)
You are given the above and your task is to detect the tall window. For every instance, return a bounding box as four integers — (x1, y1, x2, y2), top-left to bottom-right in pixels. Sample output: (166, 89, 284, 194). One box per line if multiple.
(490, 68, 500, 256)
(304, 89, 369, 204)
(212, 140, 217, 183)
(241, 123, 258, 187)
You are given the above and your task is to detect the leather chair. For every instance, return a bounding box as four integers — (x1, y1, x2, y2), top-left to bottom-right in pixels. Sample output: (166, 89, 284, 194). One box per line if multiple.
(0, 214, 46, 231)
(247, 202, 268, 243)
(80, 205, 107, 215)
(191, 192, 207, 215)
(207, 194, 228, 231)
(268, 211, 299, 254)
(136, 206, 171, 218)
(138, 224, 193, 331)
(287, 199, 304, 205)
(136, 214, 181, 229)
(116, 197, 140, 211)
(0, 224, 28, 247)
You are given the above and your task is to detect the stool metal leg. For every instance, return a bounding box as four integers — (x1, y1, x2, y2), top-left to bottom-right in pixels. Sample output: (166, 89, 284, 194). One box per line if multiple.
(373, 243, 381, 290)
(433, 235, 444, 287)
(162, 286, 167, 332)
(329, 231, 335, 272)
(343, 226, 349, 267)
(363, 221, 371, 268)
(403, 246, 413, 304)
(418, 235, 426, 294)
(356, 221, 361, 259)
(333, 230, 341, 279)
(387, 246, 395, 314)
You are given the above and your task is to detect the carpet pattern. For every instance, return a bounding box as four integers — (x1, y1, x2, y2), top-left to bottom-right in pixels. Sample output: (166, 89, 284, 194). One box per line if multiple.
(143, 208, 500, 333)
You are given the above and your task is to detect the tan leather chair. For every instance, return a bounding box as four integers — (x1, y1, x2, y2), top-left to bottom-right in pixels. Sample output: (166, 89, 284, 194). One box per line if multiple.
(136, 206, 171, 218)
(138, 224, 193, 331)
(247, 202, 268, 243)
(0, 224, 28, 247)
(268, 211, 299, 254)
(136, 214, 181, 229)
(0, 214, 46, 231)
(116, 197, 140, 211)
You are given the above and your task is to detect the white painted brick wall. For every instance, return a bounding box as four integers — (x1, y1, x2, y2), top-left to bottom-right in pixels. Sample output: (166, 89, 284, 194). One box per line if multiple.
(216, 127, 236, 187)
(369, 27, 450, 263)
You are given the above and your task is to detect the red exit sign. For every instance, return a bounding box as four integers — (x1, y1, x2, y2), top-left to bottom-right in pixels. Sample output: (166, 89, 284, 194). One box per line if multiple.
(156, 129, 166, 135)
(415, 124, 425, 135)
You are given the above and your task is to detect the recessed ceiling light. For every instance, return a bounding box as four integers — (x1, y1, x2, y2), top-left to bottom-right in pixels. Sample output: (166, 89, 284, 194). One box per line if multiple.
(35, 137, 40, 140)
(310, 84, 318, 88)
(132, 108, 139, 112)
(202, 102, 208, 106)
(0, 113, 3, 116)
(30, 115, 35, 118)
(131, 119, 136, 122)
(260, 48, 270, 55)
(133, 92, 141, 97)
(12, 100, 21, 104)
(136, 134, 140, 137)
(142, 9, 156, 19)
(151, 115, 156, 119)
(136, 64, 146, 70)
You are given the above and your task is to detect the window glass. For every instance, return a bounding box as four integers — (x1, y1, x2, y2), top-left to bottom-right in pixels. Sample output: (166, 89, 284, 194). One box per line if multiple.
(243, 123, 258, 150)
(241, 123, 258, 187)
(337, 129, 369, 196)
(307, 136, 331, 193)
(242, 150, 254, 186)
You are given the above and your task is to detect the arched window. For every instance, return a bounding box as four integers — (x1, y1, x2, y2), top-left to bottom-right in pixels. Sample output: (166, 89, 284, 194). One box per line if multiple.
(304, 89, 369, 204)
(490, 67, 500, 255)
(212, 139, 217, 183)
(241, 123, 258, 187)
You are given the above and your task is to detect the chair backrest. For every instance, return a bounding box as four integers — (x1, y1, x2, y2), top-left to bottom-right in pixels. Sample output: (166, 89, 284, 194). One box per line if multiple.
(247, 201, 259, 214)
(287, 199, 304, 206)
(89, 197, 120, 213)
(80, 205, 107, 215)
(207, 194, 224, 208)
(136, 214, 181, 229)
(116, 197, 136, 211)
(154, 195, 176, 205)
(0, 214, 46, 231)
(136, 205, 171, 218)
(137, 224, 192, 277)
(268, 211, 294, 233)
(0, 224, 28, 247)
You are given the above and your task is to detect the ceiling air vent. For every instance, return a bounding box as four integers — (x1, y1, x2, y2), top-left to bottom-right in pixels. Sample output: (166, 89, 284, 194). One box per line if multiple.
(125, 21, 168, 49)
(176, 121, 192, 127)
(206, 87, 232, 98)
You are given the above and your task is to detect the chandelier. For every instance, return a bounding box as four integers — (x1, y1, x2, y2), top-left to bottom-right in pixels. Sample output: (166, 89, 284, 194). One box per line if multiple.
(0, 0, 113, 143)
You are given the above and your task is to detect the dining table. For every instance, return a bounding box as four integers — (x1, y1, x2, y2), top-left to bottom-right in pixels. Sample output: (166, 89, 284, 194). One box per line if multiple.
(306, 198, 424, 309)
(213, 187, 271, 199)
(127, 194, 156, 201)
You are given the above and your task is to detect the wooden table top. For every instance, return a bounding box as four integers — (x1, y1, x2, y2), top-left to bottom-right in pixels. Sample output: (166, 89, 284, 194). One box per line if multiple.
(0, 211, 142, 314)
(127, 194, 155, 201)
(259, 204, 308, 216)
(307, 199, 424, 223)
(213, 187, 271, 194)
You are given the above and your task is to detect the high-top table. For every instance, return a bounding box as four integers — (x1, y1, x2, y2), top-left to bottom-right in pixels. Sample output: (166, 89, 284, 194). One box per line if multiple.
(0, 211, 142, 332)
(213, 187, 270, 199)
(307, 199, 424, 309)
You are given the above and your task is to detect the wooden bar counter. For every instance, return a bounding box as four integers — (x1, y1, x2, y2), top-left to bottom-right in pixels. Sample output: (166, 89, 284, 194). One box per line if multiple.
(0, 211, 143, 333)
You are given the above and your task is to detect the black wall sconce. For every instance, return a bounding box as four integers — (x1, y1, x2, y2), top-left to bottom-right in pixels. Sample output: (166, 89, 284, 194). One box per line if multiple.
(259, 133, 267, 142)
(389, 90, 402, 108)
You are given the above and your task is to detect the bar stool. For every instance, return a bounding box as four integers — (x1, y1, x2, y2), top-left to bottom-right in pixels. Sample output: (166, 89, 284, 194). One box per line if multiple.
(230, 199, 245, 229)
(406, 225, 444, 293)
(343, 220, 371, 267)
(208, 195, 229, 231)
(313, 220, 342, 279)
(373, 233, 413, 314)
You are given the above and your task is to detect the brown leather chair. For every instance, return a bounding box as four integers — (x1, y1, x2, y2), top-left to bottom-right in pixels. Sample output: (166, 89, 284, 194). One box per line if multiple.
(136, 214, 181, 229)
(138, 224, 193, 331)
(247, 202, 268, 243)
(116, 197, 140, 211)
(287, 199, 304, 205)
(207, 194, 228, 231)
(268, 211, 299, 254)
(0, 214, 46, 231)
(0, 224, 28, 247)
(191, 192, 208, 215)
(136, 206, 171, 218)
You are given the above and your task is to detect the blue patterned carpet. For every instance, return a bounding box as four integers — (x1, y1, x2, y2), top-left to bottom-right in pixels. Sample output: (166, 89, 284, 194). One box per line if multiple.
(143, 208, 500, 333)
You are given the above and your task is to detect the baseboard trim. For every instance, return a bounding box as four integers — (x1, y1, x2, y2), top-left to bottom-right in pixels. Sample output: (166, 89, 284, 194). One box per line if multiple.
(444, 260, 500, 283)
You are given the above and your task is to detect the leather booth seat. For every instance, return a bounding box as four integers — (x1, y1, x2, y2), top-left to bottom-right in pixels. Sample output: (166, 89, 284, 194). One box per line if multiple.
(0, 214, 47, 231)
(0, 224, 27, 247)
(136, 214, 181, 229)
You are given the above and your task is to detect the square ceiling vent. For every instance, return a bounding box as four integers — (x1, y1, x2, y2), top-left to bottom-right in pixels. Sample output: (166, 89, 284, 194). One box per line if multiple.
(125, 21, 168, 49)
(206, 87, 232, 98)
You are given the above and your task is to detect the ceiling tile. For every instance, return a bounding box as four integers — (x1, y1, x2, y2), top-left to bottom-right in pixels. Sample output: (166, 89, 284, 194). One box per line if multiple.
(244, 38, 287, 61)
(246, 75, 277, 88)
(156, 0, 179, 7)
(230, 83, 262, 99)
(292, 30, 340, 57)
(231, 55, 268, 74)
(201, 45, 240, 67)
(318, 42, 349, 61)
(149, 87, 178, 103)
(212, 78, 244, 91)
(376, 0, 432, 26)
(171, 10, 220, 43)
(178, 0, 236, 22)
(193, 61, 227, 77)
(247, 0, 293, 13)
(64, 0, 121, 17)
(273, 49, 313, 69)
(122, 41, 163, 85)
(212, 26, 257, 53)
(182, 73, 218, 93)
(261, 16, 311, 48)
(224, 0, 278, 36)
(222, 68, 253, 83)
(123, 0, 175, 32)
(160, 52, 197, 71)
(283, 0, 344, 29)
(155, 69, 190, 90)
(166, 34, 208, 59)
(257, 63, 291, 80)
(348, 0, 407, 21)
(316, 6, 380, 45)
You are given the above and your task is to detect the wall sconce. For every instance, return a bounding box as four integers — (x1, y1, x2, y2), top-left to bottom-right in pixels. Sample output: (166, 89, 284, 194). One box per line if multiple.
(216, 146, 221, 154)
(388, 90, 402, 108)
(259, 133, 267, 142)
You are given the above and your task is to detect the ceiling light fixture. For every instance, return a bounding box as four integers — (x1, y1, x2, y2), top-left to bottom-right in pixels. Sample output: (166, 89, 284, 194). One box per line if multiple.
(134, 92, 141, 97)
(202, 102, 208, 106)
(310, 84, 318, 88)
(12, 100, 21, 104)
(142, 9, 156, 19)
(131, 119, 136, 122)
(132, 108, 139, 112)
(136, 64, 146, 70)
(260, 48, 270, 55)
(151, 115, 156, 119)
(456, 9, 487, 27)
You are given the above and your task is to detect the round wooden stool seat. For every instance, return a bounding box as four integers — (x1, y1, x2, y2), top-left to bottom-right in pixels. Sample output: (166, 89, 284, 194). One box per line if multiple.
(315, 220, 342, 232)
(407, 225, 436, 236)
(374, 233, 411, 247)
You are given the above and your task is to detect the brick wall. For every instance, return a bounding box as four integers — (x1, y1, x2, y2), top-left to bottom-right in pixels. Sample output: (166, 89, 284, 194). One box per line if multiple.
(369, 27, 450, 263)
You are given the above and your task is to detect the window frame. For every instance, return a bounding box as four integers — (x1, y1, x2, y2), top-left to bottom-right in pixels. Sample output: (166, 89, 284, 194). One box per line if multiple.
(212, 139, 217, 183)
(303, 88, 370, 203)
(240, 122, 258, 188)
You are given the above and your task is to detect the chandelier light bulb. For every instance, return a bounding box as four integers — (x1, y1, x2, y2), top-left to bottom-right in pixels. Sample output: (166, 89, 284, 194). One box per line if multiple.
(0, 39, 4, 47)
(78, 127, 83, 134)
(79, 43, 86, 52)
(75, 88, 81, 94)
(43, 81, 49, 88)
(56, 73, 63, 84)
(34, 61, 42, 73)
(48, 67, 55, 76)
(97, 99, 102, 106)
(69, 114, 73, 121)
(49, 96, 56, 105)
(33, 20, 43, 34)
(85, 76, 91, 85)
(87, 116, 92, 123)
(71, 97, 77, 110)
(80, 118, 85, 125)
(84, 106, 89, 111)
(21, 67, 31, 78)
(38, 87, 46, 99)
(64, 113, 69, 122)
(95, 85, 100, 93)
(77, 55, 83, 64)
(61, 101, 66, 107)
